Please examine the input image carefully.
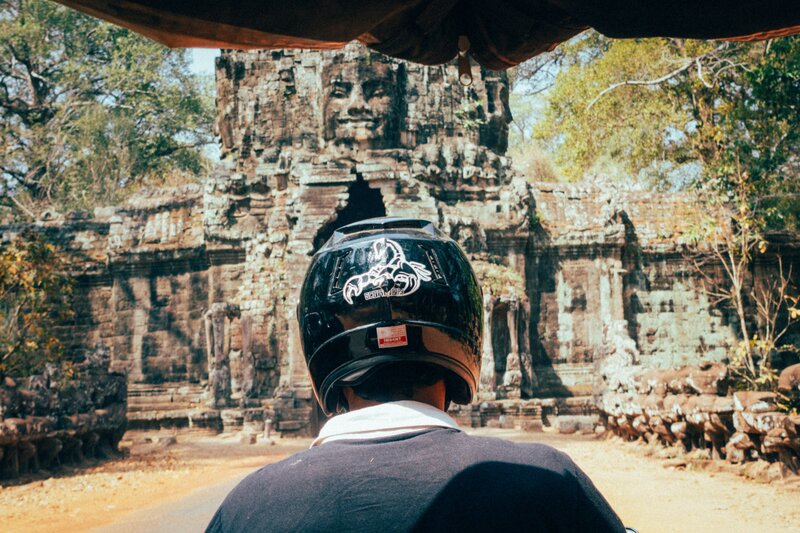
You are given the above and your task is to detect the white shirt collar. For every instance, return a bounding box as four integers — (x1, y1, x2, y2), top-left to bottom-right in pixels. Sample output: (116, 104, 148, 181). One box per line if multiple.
(311, 400, 461, 447)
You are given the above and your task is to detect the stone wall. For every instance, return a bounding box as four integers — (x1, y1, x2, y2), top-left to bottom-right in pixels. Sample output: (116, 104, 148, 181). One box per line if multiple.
(598, 362, 800, 477)
(3, 44, 799, 436)
(6, 187, 211, 385)
(527, 183, 745, 397)
(0, 344, 127, 479)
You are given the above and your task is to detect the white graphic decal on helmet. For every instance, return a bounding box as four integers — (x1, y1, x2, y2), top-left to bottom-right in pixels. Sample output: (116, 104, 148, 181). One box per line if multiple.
(343, 238, 432, 304)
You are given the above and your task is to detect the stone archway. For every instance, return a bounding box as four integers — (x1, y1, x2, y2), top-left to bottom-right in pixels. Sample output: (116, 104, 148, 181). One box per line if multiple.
(312, 175, 386, 252)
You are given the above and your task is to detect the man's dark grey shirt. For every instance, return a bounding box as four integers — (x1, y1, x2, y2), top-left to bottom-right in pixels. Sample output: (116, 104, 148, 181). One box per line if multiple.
(206, 427, 625, 532)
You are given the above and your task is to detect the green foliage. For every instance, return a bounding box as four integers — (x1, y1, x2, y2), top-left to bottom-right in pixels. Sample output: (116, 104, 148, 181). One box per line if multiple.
(515, 31, 800, 404)
(507, 96, 558, 182)
(472, 260, 525, 298)
(729, 338, 779, 391)
(532, 34, 691, 185)
(454, 100, 486, 131)
(530, 32, 800, 205)
(731, 338, 800, 414)
(689, 170, 800, 398)
(0, 231, 73, 377)
(686, 169, 800, 406)
(0, 0, 214, 219)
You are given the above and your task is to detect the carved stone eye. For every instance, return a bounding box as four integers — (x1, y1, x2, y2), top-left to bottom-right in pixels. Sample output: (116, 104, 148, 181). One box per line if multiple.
(363, 81, 388, 99)
(330, 81, 350, 98)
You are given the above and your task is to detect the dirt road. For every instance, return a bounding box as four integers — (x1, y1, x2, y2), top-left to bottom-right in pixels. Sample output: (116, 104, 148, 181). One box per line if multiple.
(493, 429, 800, 533)
(1, 429, 798, 532)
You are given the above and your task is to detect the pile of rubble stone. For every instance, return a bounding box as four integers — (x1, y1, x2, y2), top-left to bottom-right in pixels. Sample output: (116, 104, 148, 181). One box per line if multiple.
(0, 344, 127, 479)
(597, 362, 800, 475)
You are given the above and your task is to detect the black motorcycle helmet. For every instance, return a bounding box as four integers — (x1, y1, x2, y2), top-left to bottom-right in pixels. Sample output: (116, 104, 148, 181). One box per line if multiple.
(298, 217, 483, 415)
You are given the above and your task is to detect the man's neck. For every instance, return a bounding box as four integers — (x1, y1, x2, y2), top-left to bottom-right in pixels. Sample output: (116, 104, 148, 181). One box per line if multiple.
(341, 380, 447, 412)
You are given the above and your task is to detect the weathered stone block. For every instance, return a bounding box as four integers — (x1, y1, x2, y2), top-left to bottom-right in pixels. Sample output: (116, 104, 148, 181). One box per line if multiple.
(553, 415, 598, 434)
(733, 391, 778, 413)
(522, 420, 544, 432)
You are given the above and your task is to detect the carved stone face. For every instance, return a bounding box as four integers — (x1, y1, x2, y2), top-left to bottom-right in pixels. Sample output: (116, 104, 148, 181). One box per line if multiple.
(322, 61, 398, 149)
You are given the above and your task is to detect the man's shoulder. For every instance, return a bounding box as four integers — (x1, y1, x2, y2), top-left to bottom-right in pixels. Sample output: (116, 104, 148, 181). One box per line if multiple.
(208, 446, 337, 531)
(208, 430, 624, 533)
(229, 445, 332, 488)
(229, 429, 577, 491)
(423, 429, 577, 468)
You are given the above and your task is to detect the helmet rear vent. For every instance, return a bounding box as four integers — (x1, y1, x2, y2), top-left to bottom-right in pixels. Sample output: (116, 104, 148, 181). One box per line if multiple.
(329, 252, 349, 294)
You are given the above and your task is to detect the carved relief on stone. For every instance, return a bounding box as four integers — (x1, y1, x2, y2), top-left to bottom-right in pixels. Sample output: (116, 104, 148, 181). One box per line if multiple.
(239, 315, 257, 400)
(204, 302, 241, 408)
(215, 44, 511, 189)
(449, 219, 487, 254)
(517, 299, 536, 397)
(477, 286, 534, 400)
(502, 298, 522, 398)
(478, 291, 497, 400)
(321, 58, 403, 152)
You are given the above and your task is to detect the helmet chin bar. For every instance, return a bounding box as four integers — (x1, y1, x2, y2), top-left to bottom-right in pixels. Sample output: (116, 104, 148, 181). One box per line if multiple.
(311, 321, 478, 415)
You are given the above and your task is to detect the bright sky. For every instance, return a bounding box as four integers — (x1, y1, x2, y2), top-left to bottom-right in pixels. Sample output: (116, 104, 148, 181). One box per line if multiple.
(189, 48, 220, 76)
(187, 49, 221, 160)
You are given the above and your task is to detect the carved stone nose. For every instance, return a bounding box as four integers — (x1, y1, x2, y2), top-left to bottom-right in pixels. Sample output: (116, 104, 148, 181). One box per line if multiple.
(347, 87, 368, 113)
(347, 105, 368, 116)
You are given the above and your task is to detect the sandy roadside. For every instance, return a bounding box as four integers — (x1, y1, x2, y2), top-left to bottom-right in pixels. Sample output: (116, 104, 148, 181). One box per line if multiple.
(0, 431, 311, 533)
(483, 428, 800, 533)
(1, 428, 798, 533)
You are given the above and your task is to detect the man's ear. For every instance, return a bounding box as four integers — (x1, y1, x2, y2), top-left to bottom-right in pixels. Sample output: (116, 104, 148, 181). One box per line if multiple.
(338, 387, 353, 413)
(341, 386, 381, 411)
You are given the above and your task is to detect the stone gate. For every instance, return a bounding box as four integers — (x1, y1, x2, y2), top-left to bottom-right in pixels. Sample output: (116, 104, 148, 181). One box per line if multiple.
(3, 44, 797, 435)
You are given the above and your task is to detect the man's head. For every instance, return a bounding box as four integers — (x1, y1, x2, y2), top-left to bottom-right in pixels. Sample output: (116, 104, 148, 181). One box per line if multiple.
(297, 218, 483, 415)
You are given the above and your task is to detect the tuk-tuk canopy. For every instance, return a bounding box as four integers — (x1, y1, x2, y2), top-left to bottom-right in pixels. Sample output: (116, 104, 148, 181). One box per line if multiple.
(54, 0, 800, 69)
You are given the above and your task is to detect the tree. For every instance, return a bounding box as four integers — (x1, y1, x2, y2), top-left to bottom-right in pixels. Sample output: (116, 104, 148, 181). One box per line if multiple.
(530, 33, 688, 185)
(521, 33, 800, 400)
(529, 33, 800, 201)
(0, 0, 214, 220)
(507, 48, 563, 181)
(0, 230, 73, 376)
(690, 168, 800, 398)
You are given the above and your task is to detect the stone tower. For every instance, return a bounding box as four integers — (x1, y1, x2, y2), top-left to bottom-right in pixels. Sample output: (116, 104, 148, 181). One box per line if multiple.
(205, 44, 535, 430)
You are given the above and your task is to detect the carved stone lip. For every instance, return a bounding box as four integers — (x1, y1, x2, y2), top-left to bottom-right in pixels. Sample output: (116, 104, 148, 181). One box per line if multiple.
(336, 117, 377, 126)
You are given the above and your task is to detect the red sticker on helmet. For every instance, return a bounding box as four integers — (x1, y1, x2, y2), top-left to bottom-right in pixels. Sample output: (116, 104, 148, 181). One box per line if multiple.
(377, 325, 408, 348)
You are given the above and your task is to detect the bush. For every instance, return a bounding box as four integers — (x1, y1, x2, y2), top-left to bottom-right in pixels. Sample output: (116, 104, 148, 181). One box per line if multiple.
(0, 231, 73, 376)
